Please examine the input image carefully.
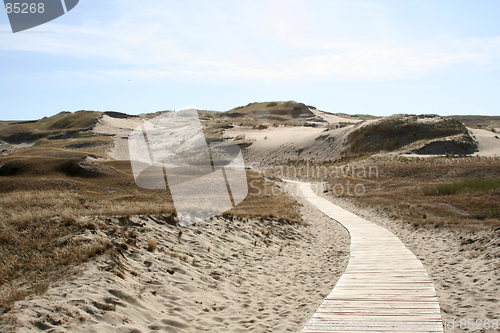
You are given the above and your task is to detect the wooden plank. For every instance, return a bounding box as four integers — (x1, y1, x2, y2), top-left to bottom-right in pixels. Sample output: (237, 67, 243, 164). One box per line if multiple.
(316, 307, 440, 313)
(302, 328, 443, 333)
(317, 300, 440, 307)
(312, 316, 443, 323)
(291, 182, 444, 333)
(327, 289, 437, 295)
(338, 279, 433, 284)
(328, 284, 436, 290)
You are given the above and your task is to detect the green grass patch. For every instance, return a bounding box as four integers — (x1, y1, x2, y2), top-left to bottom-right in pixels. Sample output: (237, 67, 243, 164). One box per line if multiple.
(423, 177, 500, 196)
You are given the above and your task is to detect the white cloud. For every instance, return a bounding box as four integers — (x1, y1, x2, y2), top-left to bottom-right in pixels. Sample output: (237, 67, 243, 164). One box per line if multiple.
(1, 0, 499, 83)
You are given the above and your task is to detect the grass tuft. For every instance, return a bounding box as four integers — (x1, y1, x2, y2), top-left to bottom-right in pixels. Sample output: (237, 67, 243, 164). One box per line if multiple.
(424, 177, 500, 196)
(32, 283, 48, 295)
(147, 238, 157, 252)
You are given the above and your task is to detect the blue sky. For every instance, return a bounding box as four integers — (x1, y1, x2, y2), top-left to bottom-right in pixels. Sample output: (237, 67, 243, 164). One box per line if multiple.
(1, 0, 499, 120)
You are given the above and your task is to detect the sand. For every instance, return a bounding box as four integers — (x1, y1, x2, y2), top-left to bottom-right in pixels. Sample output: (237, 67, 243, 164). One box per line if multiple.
(0, 141, 35, 155)
(469, 128, 500, 157)
(93, 115, 145, 161)
(93, 112, 500, 167)
(307, 109, 362, 125)
(225, 126, 327, 165)
(4, 187, 350, 332)
(5, 180, 499, 332)
(93, 110, 362, 166)
(225, 124, 358, 166)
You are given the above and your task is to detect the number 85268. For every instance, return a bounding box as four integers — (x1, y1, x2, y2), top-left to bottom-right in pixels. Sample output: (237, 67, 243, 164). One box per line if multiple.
(5, 3, 45, 14)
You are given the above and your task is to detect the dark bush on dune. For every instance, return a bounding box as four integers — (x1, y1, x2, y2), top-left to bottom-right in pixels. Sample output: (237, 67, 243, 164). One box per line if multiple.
(2, 131, 47, 144)
(104, 111, 138, 119)
(268, 102, 313, 119)
(59, 158, 118, 178)
(0, 160, 28, 176)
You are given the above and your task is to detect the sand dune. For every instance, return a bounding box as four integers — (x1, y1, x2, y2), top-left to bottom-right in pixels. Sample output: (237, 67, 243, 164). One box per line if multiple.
(308, 109, 363, 125)
(5, 193, 349, 332)
(469, 128, 500, 157)
(92, 111, 500, 164)
(93, 115, 145, 161)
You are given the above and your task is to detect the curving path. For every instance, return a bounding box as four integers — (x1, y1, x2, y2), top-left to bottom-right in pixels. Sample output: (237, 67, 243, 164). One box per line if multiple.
(293, 182, 444, 333)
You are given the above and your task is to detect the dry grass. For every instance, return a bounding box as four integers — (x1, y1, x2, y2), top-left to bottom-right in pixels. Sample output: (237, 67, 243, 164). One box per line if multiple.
(147, 238, 157, 252)
(0, 148, 303, 312)
(423, 177, 500, 196)
(0, 111, 102, 144)
(0, 149, 176, 312)
(320, 156, 500, 230)
(0, 110, 304, 313)
(447, 115, 500, 130)
(226, 172, 303, 225)
(222, 101, 316, 126)
(347, 115, 470, 153)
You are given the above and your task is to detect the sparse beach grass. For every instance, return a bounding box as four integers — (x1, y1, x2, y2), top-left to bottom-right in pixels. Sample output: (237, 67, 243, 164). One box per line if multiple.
(0, 149, 302, 313)
(423, 177, 500, 195)
(319, 156, 500, 230)
(262, 155, 500, 230)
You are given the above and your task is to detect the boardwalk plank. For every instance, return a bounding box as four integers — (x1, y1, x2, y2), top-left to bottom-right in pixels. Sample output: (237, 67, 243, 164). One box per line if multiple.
(291, 182, 444, 333)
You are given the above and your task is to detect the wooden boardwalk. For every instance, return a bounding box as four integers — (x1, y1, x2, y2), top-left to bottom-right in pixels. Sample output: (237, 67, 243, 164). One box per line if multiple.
(294, 182, 443, 333)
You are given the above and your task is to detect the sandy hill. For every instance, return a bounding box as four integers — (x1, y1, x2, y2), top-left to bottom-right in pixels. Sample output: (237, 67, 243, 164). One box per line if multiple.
(213, 104, 497, 164)
(226, 101, 318, 123)
(1, 103, 499, 166)
(0, 111, 102, 144)
(345, 115, 476, 155)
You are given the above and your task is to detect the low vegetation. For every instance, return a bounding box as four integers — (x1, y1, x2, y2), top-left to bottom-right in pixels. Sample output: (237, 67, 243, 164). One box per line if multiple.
(423, 177, 500, 196)
(263, 155, 500, 230)
(0, 111, 102, 144)
(226, 172, 303, 225)
(0, 146, 302, 312)
(0, 150, 175, 311)
(347, 115, 471, 153)
(2, 104, 499, 319)
(319, 156, 500, 230)
(226, 101, 316, 124)
(447, 115, 500, 130)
